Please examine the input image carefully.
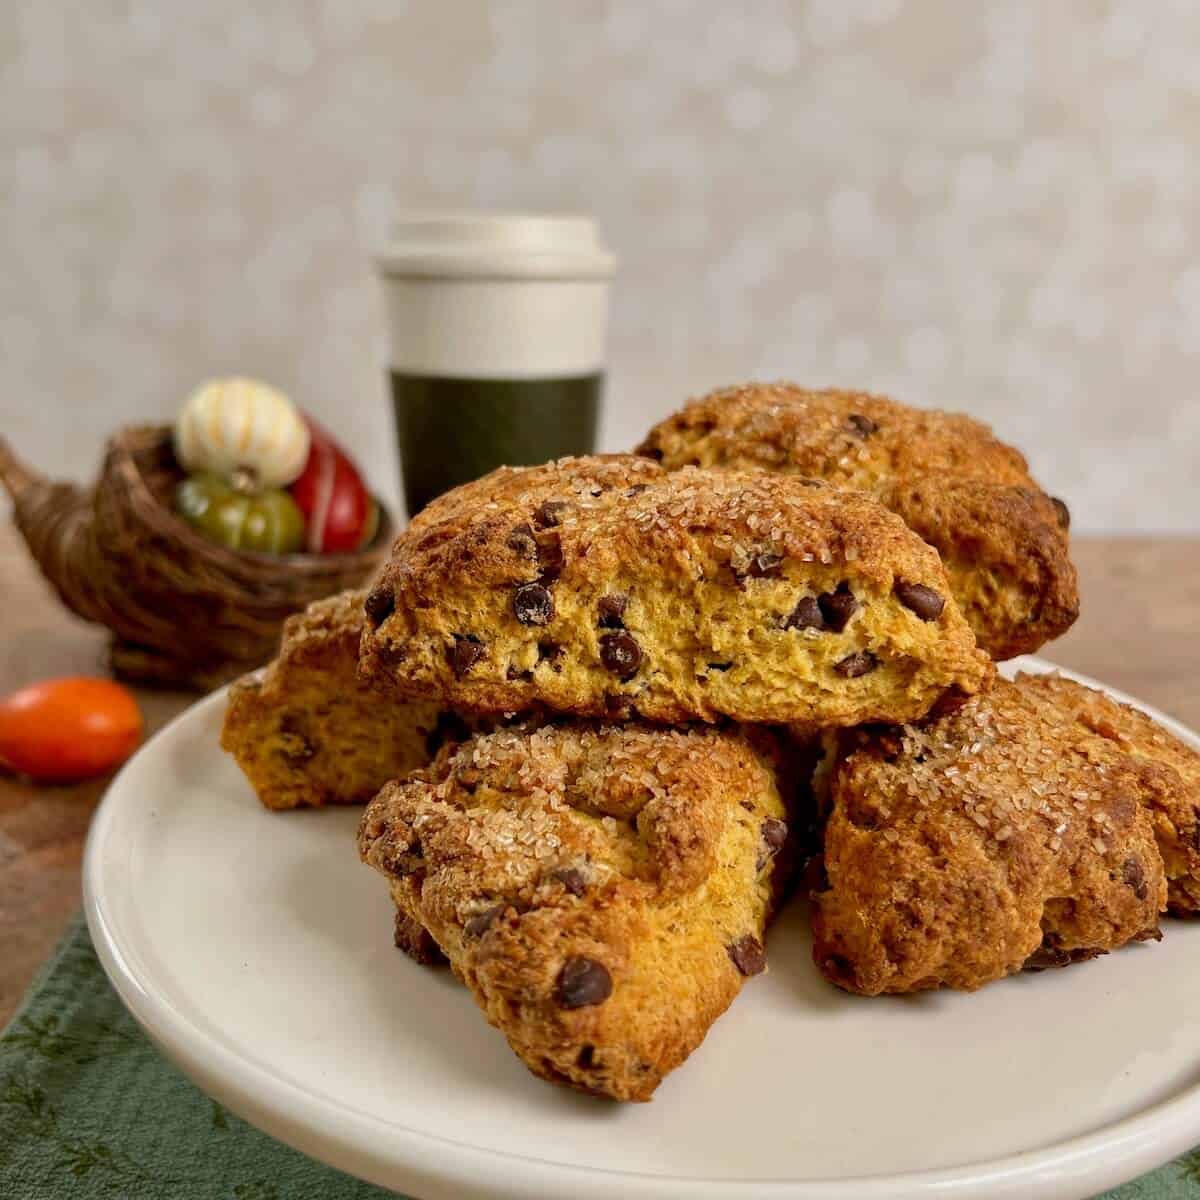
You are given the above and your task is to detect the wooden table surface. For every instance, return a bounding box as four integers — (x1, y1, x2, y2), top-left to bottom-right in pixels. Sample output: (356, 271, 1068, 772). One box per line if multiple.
(1, 524, 1198, 1026)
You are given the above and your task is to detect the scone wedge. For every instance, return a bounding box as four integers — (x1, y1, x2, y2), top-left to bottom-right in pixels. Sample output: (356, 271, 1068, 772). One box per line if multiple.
(358, 721, 799, 1101)
(359, 456, 992, 728)
(221, 590, 453, 810)
(1015, 672, 1200, 915)
(811, 675, 1173, 995)
(638, 384, 1079, 660)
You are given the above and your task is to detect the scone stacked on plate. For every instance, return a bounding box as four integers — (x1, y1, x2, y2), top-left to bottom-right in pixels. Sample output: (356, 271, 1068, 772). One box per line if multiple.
(360, 721, 799, 1101)
(350, 449, 997, 1099)
(637, 383, 1199, 996)
(221, 382, 1200, 1101)
(221, 590, 450, 811)
(357, 454, 992, 726)
(638, 383, 1078, 660)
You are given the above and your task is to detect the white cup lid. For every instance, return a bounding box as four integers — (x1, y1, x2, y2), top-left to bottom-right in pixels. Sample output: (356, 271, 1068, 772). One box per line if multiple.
(375, 212, 616, 281)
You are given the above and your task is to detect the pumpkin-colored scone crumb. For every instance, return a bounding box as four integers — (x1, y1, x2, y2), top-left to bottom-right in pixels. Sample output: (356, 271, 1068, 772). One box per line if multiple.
(359, 455, 992, 728)
(811, 676, 1169, 996)
(358, 721, 798, 1101)
(637, 384, 1079, 660)
(221, 590, 449, 810)
(1015, 672, 1200, 915)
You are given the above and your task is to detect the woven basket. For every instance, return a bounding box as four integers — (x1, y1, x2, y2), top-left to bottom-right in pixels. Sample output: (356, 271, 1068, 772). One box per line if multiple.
(0, 425, 394, 690)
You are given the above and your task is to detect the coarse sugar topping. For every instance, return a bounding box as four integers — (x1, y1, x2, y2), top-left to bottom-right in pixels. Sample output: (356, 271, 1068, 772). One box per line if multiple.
(839, 677, 1142, 851)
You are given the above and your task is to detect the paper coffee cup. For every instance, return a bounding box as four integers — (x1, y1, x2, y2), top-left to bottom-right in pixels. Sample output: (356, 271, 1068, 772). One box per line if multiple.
(375, 213, 616, 517)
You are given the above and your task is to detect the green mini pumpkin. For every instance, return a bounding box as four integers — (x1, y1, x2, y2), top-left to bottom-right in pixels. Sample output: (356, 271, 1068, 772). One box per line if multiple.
(175, 471, 306, 555)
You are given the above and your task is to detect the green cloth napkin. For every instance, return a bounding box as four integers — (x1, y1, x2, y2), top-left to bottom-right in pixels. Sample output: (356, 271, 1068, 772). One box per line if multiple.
(0, 914, 397, 1199)
(1, 915, 1198, 1199)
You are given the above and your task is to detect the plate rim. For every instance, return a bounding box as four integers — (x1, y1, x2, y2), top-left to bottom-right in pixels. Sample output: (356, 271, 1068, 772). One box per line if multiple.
(83, 656, 1200, 1200)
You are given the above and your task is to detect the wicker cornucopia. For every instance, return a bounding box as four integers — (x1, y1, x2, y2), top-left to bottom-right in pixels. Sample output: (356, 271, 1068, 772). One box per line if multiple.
(0, 425, 393, 690)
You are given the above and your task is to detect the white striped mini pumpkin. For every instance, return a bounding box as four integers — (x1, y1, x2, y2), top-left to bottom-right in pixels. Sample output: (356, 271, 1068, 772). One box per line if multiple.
(174, 378, 310, 489)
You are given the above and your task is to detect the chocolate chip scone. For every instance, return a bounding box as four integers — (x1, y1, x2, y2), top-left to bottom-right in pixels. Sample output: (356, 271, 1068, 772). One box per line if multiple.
(358, 721, 798, 1101)
(1015, 672, 1200, 915)
(637, 384, 1079, 660)
(359, 456, 992, 728)
(221, 590, 454, 810)
(811, 675, 1170, 995)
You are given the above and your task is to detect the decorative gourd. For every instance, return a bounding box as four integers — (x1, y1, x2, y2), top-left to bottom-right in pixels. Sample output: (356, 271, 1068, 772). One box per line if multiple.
(174, 378, 310, 489)
(289, 418, 379, 554)
(0, 677, 142, 782)
(175, 471, 306, 555)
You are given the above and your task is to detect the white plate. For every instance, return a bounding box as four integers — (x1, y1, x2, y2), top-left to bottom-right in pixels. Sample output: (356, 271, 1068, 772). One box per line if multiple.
(83, 657, 1200, 1200)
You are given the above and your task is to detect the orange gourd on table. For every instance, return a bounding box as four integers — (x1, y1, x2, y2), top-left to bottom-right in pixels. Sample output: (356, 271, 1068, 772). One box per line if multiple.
(0, 678, 143, 783)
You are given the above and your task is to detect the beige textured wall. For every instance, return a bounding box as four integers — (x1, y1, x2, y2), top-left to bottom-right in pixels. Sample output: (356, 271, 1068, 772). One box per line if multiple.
(2, 1, 1198, 530)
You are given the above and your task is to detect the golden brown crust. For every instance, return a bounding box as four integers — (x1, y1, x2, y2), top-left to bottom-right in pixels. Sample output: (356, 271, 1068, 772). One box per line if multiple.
(359, 455, 992, 728)
(637, 384, 1079, 659)
(220, 590, 448, 810)
(358, 721, 797, 1101)
(1014, 673, 1200, 915)
(811, 676, 1169, 995)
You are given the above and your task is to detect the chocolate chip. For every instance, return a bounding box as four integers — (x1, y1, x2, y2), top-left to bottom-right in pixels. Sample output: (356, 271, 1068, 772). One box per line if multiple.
(744, 552, 783, 579)
(383, 836, 423, 877)
(507, 522, 538, 557)
(597, 593, 629, 629)
(1122, 857, 1149, 900)
(818, 583, 858, 632)
(845, 798, 881, 831)
(727, 935, 766, 977)
(642, 446, 664, 462)
(930, 684, 971, 718)
(538, 639, 563, 664)
(556, 957, 613, 1008)
(893, 580, 945, 622)
(625, 483, 649, 496)
(280, 734, 315, 765)
(506, 666, 533, 681)
(1025, 943, 1104, 971)
(577, 1043, 598, 1069)
(448, 634, 485, 676)
(757, 817, 788, 871)
(514, 582, 554, 626)
(278, 715, 315, 765)
(536, 536, 564, 582)
(599, 631, 643, 679)
(364, 584, 395, 626)
(552, 867, 587, 896)
(834, 650, 878, 678)
(464, 904, 506, 938)
(762, 817, 788, 852)
(706, 661, 732, 672)
(847, 413, 877, 437)
(393, 912, 447, 965)
(1051, 496, 1070, 530)
(534, 499, 568, 528)
(822, 953, 854, 981)
(785, 596, 826, 631)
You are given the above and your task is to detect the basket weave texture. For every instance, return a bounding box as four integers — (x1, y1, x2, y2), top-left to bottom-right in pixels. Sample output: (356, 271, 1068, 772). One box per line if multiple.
(0, 425, 393, 689)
